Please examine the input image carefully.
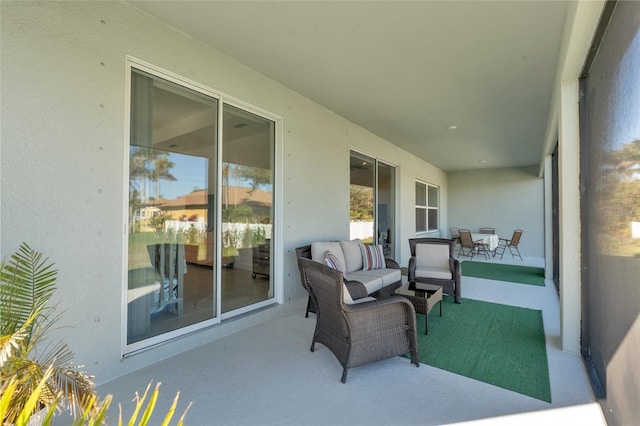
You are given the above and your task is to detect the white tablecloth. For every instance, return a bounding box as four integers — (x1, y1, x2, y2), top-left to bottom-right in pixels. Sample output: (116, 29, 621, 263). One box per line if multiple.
(471, 233, 499, 251)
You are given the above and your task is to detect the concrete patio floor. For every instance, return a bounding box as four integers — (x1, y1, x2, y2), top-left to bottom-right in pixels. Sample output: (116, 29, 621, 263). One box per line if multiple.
(95, 255, 606, 425)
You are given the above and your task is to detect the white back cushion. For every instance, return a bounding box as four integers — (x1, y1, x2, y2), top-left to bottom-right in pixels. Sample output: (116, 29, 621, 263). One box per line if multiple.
(311, 242, 345, 267)
(415, 244, 450, 269)
(339, 239, 363, 273)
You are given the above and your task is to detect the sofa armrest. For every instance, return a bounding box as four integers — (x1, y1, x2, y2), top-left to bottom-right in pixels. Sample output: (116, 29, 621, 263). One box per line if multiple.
(448, 257, 460, 273)
(385, 258, 400, 269)
(344, 279, 369, 300)
(408, 257, 416, 281)
(344, 295, 416, 324)
(450, 257, 461, 280)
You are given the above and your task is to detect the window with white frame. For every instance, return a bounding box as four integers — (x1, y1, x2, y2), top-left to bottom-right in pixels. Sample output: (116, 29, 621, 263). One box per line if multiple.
(415, 181, 438, 232)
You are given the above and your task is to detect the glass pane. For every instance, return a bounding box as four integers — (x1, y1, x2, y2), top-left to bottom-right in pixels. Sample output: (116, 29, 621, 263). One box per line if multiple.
(221, 104, 274, 313)
(128, 69, 217, 344)
(350, 151, 375, 243)
(416, 208, 426, 232)
(428, 208, 439, 231)
(377, 162, 395, 258)
(428, 185, 438, 207)
(416, 182, 426, 206)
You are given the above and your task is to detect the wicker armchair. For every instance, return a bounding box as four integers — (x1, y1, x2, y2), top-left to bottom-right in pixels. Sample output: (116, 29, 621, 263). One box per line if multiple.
(297, 257, 419, 383)
(408, 238, 462, 303)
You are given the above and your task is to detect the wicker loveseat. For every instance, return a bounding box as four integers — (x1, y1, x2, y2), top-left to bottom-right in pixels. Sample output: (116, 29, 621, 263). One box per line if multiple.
(296, 239, 402, 316)
(297, 257, 419, 382)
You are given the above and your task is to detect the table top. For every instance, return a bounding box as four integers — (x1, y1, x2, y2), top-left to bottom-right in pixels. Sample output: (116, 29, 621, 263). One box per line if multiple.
(471, 233, 499, 251)
(396, 282, 442, 298)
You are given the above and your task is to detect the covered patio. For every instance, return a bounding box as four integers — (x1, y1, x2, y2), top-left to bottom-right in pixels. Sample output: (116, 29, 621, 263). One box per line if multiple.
(4, 1, 638, 424)
(96, 254, 604, 425)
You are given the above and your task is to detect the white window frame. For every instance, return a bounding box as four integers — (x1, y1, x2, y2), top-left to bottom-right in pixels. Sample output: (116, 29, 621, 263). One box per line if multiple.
(415, 180, 439, 233)
(122, 56, 283, 357)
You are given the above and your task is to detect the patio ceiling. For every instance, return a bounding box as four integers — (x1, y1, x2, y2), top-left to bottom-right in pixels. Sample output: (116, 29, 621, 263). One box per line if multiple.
(129, 1, 569, 172)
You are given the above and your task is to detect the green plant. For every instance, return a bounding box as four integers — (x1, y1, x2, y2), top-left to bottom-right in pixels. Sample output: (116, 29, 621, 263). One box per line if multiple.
(0, 243, 191, 425)
(148, 212, 173, 236)
(240, 225, 266, 248)
(0, 377, 190, 426)
(0, 242, 96, 423)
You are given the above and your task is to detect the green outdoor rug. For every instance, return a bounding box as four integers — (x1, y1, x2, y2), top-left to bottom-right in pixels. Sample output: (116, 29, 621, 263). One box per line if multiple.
(412, 297, 551, 402)
(461, 261, 545, 286)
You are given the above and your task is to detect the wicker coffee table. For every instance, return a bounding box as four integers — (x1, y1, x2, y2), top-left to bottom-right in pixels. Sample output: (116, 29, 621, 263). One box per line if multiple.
(394, 282, 443, 335)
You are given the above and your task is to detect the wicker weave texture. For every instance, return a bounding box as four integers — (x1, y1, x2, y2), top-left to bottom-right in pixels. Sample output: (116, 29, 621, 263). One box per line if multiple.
(297, 258, 419, 382)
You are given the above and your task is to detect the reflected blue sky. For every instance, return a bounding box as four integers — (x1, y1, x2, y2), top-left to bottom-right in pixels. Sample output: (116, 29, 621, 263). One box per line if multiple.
(159, 152, 208, 200)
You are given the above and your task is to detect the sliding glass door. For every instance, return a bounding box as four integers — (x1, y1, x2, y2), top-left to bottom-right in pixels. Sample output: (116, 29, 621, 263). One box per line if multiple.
(349, 151, 396, 257)
(128, 69, 217, 344)
(126, 64, 276, 350)
(220, 105, 274, 313)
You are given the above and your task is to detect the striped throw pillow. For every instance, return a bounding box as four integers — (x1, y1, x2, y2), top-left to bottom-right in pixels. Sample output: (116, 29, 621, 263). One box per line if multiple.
(360, 244, 386, 270)
(324, 251, 345, 273)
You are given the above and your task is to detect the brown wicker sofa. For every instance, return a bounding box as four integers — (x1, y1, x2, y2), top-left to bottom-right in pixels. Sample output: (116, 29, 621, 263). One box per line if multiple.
(296, 239, 402, 316)
(297, 257, 419, 382)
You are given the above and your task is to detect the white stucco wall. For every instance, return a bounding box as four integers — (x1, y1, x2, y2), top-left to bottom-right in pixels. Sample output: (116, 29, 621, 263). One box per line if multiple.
(447, 167, 545, 258)
(0, 1, 447, 383)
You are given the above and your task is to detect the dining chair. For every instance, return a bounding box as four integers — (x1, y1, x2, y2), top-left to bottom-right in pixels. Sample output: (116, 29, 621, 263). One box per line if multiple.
(459, 229, 489, 259)
(479, 227, 495, 234)
(495, 229, 524, 260)
(449, 227, 461, 253)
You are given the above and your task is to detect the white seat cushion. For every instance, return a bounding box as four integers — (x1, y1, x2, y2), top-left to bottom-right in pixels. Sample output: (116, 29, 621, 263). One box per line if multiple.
(345, 296, 376, 305)
(416, 266, 452, 280)
(361, 268, 401, 286)
(344, 271, 383, 294)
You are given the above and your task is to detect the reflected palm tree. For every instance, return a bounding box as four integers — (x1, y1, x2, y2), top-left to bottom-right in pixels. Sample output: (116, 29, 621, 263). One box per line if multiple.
(150, 153, 177, 199)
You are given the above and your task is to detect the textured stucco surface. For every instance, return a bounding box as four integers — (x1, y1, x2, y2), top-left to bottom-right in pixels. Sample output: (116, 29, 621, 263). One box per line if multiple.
(1, 1, 447, 383)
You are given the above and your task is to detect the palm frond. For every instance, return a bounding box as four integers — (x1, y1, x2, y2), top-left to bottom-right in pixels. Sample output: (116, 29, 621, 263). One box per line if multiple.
(0, 305, 44, 366)
(14, 366, 55, 426)
(36, 340, 96, 416)
(0, 243, 97, 422)
(0, 242, 57, 338)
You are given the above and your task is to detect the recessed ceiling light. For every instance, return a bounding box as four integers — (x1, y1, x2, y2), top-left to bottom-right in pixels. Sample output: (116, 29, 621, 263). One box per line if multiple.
(447, 125, 457, 131)
(478, 160, 487, 164)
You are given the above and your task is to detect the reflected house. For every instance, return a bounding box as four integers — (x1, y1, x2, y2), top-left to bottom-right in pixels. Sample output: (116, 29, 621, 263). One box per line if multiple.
(158, 187, 272, 223)
(152, 187, 272, 266)
(136, 197, 168, 232)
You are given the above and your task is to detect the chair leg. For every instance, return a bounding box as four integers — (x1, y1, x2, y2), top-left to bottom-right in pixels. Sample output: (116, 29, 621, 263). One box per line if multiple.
(498, 246, 506, 259)
(305, 296, 311, 318)
(341, 367, 349, 383)
(510, 246, 523, 260)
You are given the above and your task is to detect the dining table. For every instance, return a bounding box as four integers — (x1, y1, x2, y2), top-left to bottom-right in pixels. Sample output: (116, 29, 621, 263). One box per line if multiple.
(471, 233, 500, 252)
